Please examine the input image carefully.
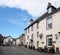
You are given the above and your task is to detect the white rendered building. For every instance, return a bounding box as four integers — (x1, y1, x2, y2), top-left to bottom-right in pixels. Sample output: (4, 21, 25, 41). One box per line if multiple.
(24, 3, 60, 52)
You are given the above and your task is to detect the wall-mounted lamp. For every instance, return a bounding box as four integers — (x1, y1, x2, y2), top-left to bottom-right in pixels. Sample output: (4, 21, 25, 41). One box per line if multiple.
(58, 32, 60, 36)
(39, 33, 43, 39)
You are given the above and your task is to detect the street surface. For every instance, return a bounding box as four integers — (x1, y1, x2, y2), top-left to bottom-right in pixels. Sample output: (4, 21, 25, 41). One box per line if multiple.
(0, 46, 60, 55)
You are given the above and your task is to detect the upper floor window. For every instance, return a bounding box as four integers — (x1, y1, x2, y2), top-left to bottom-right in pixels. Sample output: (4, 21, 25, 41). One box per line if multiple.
(46, 16, 52, 30)
(37, 32, 39, 37)
(25, 30, 27, 34)
(27, 35, 29, 40)
(31, 25, 33, 31)
(37, 22, 39, 29)
(31, 34, 33, 39)
(28, 28, 29, 33)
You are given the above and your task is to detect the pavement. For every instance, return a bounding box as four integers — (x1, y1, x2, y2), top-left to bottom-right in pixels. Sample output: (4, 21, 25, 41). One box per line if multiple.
(0, 46, 60, 55)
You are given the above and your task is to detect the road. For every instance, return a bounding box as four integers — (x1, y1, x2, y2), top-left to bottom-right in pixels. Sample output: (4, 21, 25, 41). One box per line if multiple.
(0, 46, 59, 55)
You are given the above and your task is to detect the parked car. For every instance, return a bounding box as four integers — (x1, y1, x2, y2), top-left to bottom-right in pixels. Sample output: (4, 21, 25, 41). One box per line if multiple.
(2, 44, 6, 46)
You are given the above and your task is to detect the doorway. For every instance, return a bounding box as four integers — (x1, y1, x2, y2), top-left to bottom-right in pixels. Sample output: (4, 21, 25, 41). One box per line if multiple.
(46, 35, 52, 47)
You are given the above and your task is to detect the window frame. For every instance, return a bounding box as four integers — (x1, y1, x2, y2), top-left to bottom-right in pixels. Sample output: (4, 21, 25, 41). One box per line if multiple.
(46, 34, 52, 47)
(31, 25, 33, 31)
(31, 34, 33, 39)
(37, 41, 39, 47)
(27, 35, 29, 40)
(28, 28, 29, 33)
(37, 32, 39, 38)
(46, 15, 52, 30)
(25, 30, 27, 34)
(37, 22, 39, 29)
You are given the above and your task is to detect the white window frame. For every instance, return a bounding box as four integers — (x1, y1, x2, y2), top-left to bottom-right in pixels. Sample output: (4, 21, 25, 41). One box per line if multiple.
(46, 15, 52, 30)
(46, 35, 52, 47)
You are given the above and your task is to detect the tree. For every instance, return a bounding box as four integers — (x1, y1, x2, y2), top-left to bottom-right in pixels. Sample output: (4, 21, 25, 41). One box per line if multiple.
(0, 34, 3, 45)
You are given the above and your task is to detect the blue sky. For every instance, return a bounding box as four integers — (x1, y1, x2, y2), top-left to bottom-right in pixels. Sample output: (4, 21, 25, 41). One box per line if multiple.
(0, 0, 60, 38)
(0, 7, 32, 38)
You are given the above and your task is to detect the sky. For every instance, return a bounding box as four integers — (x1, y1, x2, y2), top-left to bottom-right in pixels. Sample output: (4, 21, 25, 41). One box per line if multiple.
(0, 0, 60, 38)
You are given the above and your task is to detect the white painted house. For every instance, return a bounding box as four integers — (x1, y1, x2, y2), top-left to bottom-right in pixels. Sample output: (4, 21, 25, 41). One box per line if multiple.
(3, 36, 13, 45)
(19, 34, 25, 46)
(24, 3, 60, 52)
(12, 38, 16, 46)
(16, 38, 20, 46)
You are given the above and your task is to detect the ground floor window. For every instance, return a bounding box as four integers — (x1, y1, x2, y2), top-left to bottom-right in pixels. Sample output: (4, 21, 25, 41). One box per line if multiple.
(37, 41, 39, 47)
(46, 35, 52, 47)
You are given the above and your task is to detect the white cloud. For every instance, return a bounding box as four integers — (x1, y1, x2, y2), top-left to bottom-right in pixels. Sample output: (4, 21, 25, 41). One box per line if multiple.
(0, 0, 60, 17)
(8, 18, 29, 27)
(8, 19, 23, 26)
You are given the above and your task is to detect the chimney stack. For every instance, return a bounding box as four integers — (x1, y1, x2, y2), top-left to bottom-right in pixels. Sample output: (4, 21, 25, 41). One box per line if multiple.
(29, 19, 34, 24)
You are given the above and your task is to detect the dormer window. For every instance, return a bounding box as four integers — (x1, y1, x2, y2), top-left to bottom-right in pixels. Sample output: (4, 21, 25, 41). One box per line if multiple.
(48, 7, 52, 13)
(47, 3, 52, 13)
(47, 3, 57, 13)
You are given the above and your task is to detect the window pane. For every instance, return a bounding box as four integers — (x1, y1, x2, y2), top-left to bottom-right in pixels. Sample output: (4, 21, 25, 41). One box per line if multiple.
(37, 32, 39, 37)
(47, 18, 52, 24)
(37, 22, 39, 29)
(25, 30, 27, 34)
(28, 28, 29, 33)
(27, 36, 29, 39)
(46, 16, 52, 29)
(31, 34, 33, 39)
(31, 25, 33, 31)
(37, 41, 39, 47)
(46, 35, 52, 47)
(48, 38, 52, 46)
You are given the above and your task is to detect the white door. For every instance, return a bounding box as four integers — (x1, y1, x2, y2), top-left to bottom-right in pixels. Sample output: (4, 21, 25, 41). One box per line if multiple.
(47, 35, 52, 47)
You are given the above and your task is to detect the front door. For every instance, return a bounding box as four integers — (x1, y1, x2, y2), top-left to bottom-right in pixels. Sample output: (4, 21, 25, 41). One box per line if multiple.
(46, 35, 52, 47)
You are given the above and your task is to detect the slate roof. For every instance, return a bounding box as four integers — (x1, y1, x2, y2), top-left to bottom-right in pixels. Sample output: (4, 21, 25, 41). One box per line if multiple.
(24, 7, 60, 30)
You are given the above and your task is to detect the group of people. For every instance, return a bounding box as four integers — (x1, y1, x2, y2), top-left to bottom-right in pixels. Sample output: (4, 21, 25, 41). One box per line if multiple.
(44, 45, 55, 53)
(49, 45, 55, 53)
